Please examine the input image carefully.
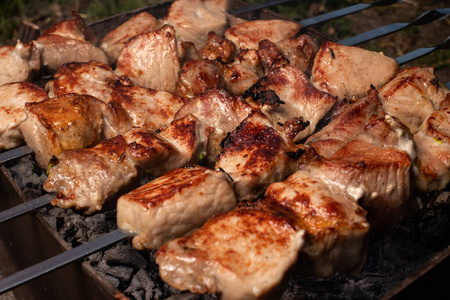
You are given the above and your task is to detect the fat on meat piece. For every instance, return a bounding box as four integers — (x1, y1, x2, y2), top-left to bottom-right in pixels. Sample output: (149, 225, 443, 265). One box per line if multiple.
(19, 94, 127, 169)
(115, 25, 180, 92)
(379, 67, 449, 134)
(45, 61, 120, 103)
(311, 41, 398, 100)
(0, 82, 48, 150)
(164, 0, 229, 49)
(224, 19, 301, 51)
(33, 12, 107, 73)
(44, 135, 138, 214)
(99, 11, 162, 65)
(175, 59, 223, 98)
(0, 41, 40, 85)
(174, 88, 252, 165)
(44, 114, 207, 213)
(109, 85, 186, 130)
(218, 49, 264, 96)
(201, 31, 237, 63)
(264, 169, 369, 277)
(245, 65, 336, 142)
(215, 110, 294, 201)
(414, 104, 450, 192)
(117, 165, 236, 250)
(156, 200, 305, 300)
(299, 139, 412, 230)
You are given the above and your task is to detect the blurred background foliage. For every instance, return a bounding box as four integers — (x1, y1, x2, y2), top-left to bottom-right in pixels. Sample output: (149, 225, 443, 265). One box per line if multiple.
(0, 0, 448, 81)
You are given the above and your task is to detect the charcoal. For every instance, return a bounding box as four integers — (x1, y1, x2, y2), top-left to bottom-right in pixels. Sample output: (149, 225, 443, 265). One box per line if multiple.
(97, 260, 134, 282)
(103, 243, 149, 269)
(87, 251, 103, 264)
(104, 274, 121, 288)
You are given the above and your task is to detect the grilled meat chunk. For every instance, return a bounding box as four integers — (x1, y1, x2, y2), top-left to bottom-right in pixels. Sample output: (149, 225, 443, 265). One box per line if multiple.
(33, 12, 107, 73)
(19, 94, 126, 169)
(215, 110, 294, 201)
(201, 31, 237, 63)
(124, 114, 207, 176)
(276, 34, 318, 77)
(44, 135, 138, 214)
(44, 113, 207, 213)
(115, 25, 180, 92)
(0, 82, 48, 150)
(164, 0, 229, 49)
(264, 169, 369, 277)
(99, 11, 162, 65)
(218, 49, 263, 96)
(0, 41, 40, 85)
(174, 88, 252, 165)
(414, 105, 450, 192)
(299, 139, 412, 230)
(156, 200, 305, 300)
(175, 59, 223, 97)
(109, 85, 185, 130)
(379, 67, 449, 134)
(311, 41, 398, 100)
(224, 19, 301, 50)
(45, 61, 120, 103)
(117, 165, 236, 250)
(305, 89, 381, 158)
(246, 65, 336, 142)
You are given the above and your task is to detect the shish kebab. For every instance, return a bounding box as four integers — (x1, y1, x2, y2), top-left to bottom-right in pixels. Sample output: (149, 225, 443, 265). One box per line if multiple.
(0, 37, 450, 300)
(0, 1, 448, 298)
(1, 61, 448, 298)
(0, 1, 448, 219)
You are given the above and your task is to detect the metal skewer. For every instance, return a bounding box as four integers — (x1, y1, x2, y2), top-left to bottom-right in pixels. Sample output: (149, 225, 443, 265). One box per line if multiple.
(340, 8, 450, 46)
(396, 35, 450, 65)
(0, 229, 132, 294)
(0, 145, 34, 165)
(230, 0, 292, 15)
(298, 0, 406, 28)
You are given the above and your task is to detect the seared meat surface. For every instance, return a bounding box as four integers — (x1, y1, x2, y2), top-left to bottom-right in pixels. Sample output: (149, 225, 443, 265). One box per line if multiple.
(44, 135, 138, 214)
(33, 12, 107, 72)
(174, 88, 252, 164)
(299, 139, 412, 230)
(224, 19, 301, 50)
(414, 105, 450, 192)
(201, 31, 237, 63)
(164, 0, 228, 49)
(156, 200, 305, 300)
(19, 94, 112, 169)
(0, 82, 48, 150)
(215, 110, 293, 201)
(264, 168, 369, 277)
(245, 65, 336, 142)
(109, 85, 185, 130)
(100, 11, 162, 65)
(0, 41, 40, 85)
(45, 61, 120, 103)
(175, 59, 223, 97)
(117, 165, 236, 250)
(115, 25, 180, 92)
(379, 67, 449, 134)
(218, 49, 263, 96)
(311, 41, 398, 100)
(44, 113, 207, 213)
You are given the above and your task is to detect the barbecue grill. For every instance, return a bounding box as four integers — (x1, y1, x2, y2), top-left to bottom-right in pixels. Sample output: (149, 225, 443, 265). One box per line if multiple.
(0, 1, 449, 299)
